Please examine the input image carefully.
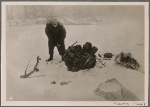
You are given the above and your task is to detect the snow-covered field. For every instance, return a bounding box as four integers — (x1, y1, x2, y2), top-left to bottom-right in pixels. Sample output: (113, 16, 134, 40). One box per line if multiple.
(6, 19, 144, 101)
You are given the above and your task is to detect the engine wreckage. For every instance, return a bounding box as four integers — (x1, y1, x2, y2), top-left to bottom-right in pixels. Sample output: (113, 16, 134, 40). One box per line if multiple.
(63, 41, 98, 72)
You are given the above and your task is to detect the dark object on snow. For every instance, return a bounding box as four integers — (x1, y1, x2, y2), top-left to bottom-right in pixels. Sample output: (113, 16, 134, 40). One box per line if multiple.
(63, 42, 98, 72)
(51, 81, 56, 84)
(83, 42, 92, 53)
(20, 56, 41, 78)
(98, 54, 102, 57)
(60, 81, 71, 86)
(104, 52, 113, 58)
(114, 52, 139, 70)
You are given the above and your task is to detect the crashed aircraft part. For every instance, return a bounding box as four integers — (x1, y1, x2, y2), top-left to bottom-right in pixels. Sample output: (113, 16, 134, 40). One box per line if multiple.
(63, 42, 98, 72)
(104, 52, 113, 58)
(114, 52, 140, 70)
(20, 56, 41, 78)
(94, 78, 140, 101)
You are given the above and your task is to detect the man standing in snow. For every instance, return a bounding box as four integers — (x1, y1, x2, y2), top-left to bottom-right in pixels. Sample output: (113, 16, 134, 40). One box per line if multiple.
(45, 18, 66, 62)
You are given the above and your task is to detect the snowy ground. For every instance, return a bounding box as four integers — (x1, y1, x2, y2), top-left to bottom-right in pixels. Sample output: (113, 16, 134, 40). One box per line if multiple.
(6, 19, 144, 101)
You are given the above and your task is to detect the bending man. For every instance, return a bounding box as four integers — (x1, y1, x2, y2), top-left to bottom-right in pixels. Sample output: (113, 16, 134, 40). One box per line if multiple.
(45, 18, 66, 62)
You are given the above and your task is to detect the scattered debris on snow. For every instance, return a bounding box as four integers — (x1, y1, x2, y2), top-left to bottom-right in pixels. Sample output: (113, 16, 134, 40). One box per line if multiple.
(20, 56, 41, 78)
(104, 52, 113, 58)
(94, 78, 140, 101)
(51, 81, 56, 84)
(60, 81, 71, 86)
(94, 78, 124, 101)
(114, 52, 140, 70)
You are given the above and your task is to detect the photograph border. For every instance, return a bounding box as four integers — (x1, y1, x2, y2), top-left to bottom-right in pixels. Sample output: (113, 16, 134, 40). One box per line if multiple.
(1, 1, 149, 106)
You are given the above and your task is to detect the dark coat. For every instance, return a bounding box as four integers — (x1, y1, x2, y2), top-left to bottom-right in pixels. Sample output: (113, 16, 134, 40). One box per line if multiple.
(45, 22, 66, 44)
(45, 21, 66, 56)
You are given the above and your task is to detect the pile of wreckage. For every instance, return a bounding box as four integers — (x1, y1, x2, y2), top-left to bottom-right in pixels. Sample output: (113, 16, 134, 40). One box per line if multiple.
(20, 42, 140, 78)
(63, 41, 140, 72)
(63, 42, 98, 72)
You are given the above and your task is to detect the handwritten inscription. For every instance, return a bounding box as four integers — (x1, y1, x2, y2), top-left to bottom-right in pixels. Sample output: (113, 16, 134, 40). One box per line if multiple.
(114, 102, 145, 106)
(132, 102, 145, 106)
(114, 102, 129, 106)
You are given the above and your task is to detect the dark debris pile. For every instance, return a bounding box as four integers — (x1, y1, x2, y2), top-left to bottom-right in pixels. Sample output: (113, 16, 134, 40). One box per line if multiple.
(63, 42, 98, 72)
(114, 52, 140, 70)
(104, 53, 113, 58)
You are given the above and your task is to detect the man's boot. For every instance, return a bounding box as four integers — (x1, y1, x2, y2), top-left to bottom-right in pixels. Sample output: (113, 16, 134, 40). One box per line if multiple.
(46, 57, 53, 62)
(46, 54, 53, 62)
